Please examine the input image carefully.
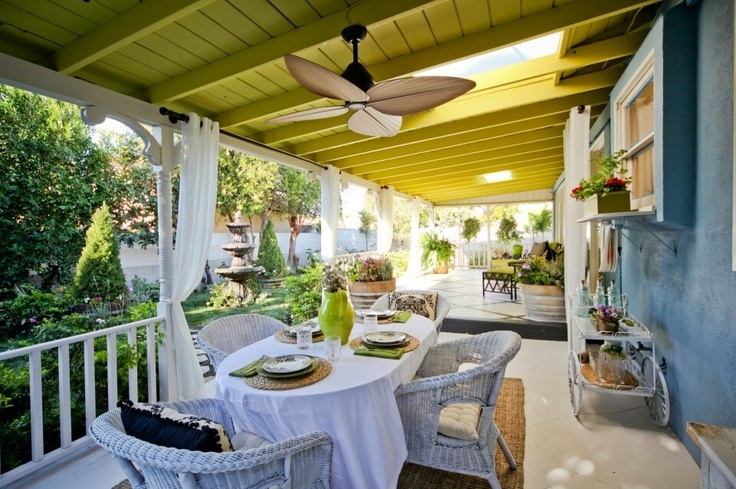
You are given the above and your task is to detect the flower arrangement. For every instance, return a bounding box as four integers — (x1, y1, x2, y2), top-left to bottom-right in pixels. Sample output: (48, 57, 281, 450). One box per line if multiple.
(321, 264, 347, 292)
(347, 257, 394, 282)
(570, 150, 631, 201)
(589, 304, 624, 332)
(516, 255, 564, 289)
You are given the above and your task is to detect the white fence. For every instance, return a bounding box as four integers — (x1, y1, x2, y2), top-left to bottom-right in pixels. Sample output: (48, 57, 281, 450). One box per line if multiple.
(0, 316, 164, 486)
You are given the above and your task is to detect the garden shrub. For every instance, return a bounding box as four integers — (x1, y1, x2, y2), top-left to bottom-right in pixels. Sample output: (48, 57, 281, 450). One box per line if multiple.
(0, 287, 71, 341)
(69, 203, 127, 303)
(130, 275, 159, 303)
(385, 252, 409, 278)
(283, 262, 323, 324)
(256, 220, 286, 278)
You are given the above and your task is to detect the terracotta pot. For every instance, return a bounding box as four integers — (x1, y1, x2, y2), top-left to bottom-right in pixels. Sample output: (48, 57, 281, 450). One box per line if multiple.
(592, 317, 620, 333)
(519, 284, 566, 323)
(348, 279, 396, 310)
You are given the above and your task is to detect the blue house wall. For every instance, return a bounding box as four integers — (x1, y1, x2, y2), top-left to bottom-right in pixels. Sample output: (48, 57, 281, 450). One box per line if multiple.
(619, 0, 736, 458)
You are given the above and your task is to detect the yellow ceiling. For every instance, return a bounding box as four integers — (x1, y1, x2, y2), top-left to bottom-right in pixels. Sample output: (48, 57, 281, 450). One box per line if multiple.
(0, 0, 662, 205)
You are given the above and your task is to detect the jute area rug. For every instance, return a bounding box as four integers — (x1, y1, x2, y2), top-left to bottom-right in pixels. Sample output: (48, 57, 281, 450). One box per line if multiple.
(112, 378, 525, 489)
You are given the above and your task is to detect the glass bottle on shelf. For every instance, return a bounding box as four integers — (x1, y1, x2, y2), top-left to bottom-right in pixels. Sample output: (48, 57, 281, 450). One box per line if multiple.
(608, 279, 623, 309)
(594, 277, 606, 307)
(575, 279, 591, 316)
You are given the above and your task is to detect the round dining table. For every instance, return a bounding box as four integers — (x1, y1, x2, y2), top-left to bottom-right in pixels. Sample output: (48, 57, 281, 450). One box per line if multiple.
(215, 314, 438, 489)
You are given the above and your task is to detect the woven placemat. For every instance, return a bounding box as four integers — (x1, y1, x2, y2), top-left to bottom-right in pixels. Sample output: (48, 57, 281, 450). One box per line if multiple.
(274, 329, 324, 344)
(244, 358, 332, 390)
(581, 363, 638, 390)
(349, 333, 419, 352)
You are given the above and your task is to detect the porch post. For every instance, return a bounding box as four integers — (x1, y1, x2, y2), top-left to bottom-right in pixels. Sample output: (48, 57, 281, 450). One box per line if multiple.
(153, 125, 178, 401)
(376, 186, 394, 253)
(320, 165, 340, 265)
(485, 205, 492, 266)
(408, 197, 422, 276)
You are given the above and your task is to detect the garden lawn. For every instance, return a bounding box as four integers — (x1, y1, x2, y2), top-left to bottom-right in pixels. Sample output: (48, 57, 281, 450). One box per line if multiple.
(182, 288, 289, 329)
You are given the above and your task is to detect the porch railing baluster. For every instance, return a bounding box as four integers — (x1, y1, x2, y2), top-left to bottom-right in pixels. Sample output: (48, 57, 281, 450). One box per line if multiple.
(58, 344, 72, 448)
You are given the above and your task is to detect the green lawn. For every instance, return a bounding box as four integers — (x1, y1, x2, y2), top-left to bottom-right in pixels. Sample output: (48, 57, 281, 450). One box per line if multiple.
(182, 288, 289, 330)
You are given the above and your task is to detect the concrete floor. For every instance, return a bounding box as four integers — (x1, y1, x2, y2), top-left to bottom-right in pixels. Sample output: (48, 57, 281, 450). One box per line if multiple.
(8, 269, 701, 489)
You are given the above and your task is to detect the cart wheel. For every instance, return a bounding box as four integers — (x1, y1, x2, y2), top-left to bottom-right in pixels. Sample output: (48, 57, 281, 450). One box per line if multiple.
(568, 351, 582, 416)
(642, 356, 669, 426)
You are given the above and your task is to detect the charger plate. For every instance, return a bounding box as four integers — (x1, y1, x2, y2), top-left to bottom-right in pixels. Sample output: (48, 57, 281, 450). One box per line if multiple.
(275, 329, 324, 344)
(349, 333, 419, 352)
(244, 358, 332, 390)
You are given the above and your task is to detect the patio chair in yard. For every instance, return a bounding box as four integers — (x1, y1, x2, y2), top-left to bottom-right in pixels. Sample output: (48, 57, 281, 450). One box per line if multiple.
(394, 331, 522, 489)
(197, 314, 285, 370)
(371, 289, 451, 333)
(89, 397, 333, 489)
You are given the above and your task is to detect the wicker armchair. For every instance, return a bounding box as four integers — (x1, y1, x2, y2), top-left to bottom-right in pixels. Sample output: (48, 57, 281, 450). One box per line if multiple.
(371, 289, 452, 332)
(394, 331, 522, 489)
(197, 314, 286, 370)
(89, 398, 332, 489)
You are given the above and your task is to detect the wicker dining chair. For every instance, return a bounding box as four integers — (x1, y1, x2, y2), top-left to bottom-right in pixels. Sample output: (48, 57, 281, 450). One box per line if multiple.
(196, 314, 286, 371)
(394, 331, 522, 489)
(89, 397, 333, 489)
(371, 289, 452, 332)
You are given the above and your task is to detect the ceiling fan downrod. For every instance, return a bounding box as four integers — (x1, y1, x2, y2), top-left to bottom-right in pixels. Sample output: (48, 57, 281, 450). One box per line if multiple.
(340, 24, 374, 93)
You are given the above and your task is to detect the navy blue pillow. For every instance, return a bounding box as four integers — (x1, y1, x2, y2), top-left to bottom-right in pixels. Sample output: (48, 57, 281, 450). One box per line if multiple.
(118, 400, 233, 452)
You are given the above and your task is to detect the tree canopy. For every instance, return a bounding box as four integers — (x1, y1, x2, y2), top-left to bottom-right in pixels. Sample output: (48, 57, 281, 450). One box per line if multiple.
(272, 166, 320, 268)
(528, 208, 553, 241)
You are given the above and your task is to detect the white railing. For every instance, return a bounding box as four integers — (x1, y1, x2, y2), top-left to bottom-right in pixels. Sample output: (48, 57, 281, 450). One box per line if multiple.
(454, 241, 490, 269)
(334, 250, 383, 267)
(0, 316, 164, 486)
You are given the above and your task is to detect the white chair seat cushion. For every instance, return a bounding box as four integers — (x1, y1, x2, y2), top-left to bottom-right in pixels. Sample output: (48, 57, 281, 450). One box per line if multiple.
(437, 403, 482, 441)
(231, 431, 273, 451)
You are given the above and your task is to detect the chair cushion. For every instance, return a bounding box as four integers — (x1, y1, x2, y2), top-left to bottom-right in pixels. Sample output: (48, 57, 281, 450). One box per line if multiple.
(119, 400, 234, 452)
(437, 403, 482, 440)
(231, 431, 272, 451)
(388, 291, 438, 321)
(530, 241, 549, 258)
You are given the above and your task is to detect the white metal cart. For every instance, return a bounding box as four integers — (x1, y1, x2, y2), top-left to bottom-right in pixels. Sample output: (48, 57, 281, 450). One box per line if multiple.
(567, 294, 670, 426)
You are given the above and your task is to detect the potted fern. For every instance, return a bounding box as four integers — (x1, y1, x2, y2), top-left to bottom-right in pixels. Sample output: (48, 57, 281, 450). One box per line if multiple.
(420, 233, 455, 274)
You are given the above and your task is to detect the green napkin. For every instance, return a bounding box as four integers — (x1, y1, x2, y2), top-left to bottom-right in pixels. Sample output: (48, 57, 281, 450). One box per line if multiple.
(229, 355, 269, 377)
(390, 311, 412, 323)
(354, 345, 405, 360)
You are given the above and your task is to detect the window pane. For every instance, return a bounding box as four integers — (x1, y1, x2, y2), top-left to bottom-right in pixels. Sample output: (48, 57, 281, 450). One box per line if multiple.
(630, 146, 654, 200)
(626, 79, 654, 146)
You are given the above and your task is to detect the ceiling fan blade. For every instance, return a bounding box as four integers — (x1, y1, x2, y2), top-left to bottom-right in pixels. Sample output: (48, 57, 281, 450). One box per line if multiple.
(266, 106, 349, 124)
(347, 107, 402, 137)
(284, 54, 368, 102)
(366, 77, 475, 116)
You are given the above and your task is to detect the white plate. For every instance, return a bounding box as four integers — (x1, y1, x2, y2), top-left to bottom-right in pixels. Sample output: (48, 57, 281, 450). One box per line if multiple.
(286, 320, 321, 335)
(363, 331, 407, 344)
(261, 355, 313, 374)
(357, 309, 395, 319)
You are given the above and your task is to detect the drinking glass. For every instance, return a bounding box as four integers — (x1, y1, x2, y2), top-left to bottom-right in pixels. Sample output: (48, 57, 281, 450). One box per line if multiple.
(363, 312, 379, 334)
(324, 335, 342, 362)
(296, 325, 312, 349)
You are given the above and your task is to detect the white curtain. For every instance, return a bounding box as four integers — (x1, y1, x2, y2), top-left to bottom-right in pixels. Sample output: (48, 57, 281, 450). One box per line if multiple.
(598, 223, 618, 272)
(408, 197, 422, 276)
(376, 186, 394, 253)
(171, 113, 219, 400)
(563, 106, 590, 314)
(320, 165, 340, 264)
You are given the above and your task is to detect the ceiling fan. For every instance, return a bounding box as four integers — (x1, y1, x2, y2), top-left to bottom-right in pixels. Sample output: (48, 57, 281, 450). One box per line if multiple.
(266, 25, 476, 137)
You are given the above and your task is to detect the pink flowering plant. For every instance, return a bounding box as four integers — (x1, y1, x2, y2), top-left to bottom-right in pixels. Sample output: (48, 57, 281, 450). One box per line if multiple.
(570, 150, 631, 201)
(589, 304, 624, 326)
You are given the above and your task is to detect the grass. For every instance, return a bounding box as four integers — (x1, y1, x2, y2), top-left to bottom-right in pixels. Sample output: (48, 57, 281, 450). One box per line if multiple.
(182, 287, 289, 330)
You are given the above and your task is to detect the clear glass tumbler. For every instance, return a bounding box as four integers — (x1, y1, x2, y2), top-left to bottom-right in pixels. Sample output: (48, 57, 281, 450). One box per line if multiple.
(364, 312, 378, 334)
(296, 325, 312, 349)
(324, 335, 341, 362)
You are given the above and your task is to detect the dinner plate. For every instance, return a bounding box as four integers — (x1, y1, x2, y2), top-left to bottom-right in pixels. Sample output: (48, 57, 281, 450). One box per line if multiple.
(261, 354, 313, 374)
(363, 331, 406, 344)
(362, 337, 410, 348)
(257, 360, 318, 379)
(357, 309, 395, 319)
(285, 320, 321, 336)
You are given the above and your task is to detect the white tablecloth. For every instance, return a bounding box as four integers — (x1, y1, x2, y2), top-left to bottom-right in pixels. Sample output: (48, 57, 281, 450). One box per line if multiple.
(215, 315, 438, 489)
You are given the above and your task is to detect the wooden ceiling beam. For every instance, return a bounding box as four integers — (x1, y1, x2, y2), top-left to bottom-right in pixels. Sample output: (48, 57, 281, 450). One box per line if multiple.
(419, 177, 560, 202)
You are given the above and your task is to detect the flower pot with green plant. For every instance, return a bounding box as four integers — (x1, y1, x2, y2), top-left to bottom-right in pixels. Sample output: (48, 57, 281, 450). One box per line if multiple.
(347, 257, 396, 310)
(516, 256, 566, 323)
(570, 150, 632, 215)
(420, 233, 455, 274)
(496, 215, 523, 258)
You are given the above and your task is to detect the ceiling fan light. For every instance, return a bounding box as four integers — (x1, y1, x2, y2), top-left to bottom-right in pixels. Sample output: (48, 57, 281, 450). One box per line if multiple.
(346, 102, 367, 111)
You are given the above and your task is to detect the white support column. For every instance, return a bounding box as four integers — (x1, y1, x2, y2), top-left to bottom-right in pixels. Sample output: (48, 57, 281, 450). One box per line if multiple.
(376, 186, 394, 253)
(428, 205, 435, 230)
(153, 125, 177, 402)
(485, 205, 492, 266)
(320, 165, 340, 264)
(408, 197, 422, 276)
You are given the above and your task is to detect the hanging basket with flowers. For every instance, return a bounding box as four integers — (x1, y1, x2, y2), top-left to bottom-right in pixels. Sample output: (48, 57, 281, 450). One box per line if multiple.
(570, 150, 633, 215)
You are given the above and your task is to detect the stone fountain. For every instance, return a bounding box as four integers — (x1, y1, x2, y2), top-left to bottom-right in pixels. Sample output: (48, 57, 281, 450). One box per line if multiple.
(214, 211, 264, 302)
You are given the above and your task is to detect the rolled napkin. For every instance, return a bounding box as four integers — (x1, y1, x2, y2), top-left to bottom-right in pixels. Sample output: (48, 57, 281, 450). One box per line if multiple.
(390, 311, 412, 323)
(229, 355, 269, 377)
(354, 345, 405, 360)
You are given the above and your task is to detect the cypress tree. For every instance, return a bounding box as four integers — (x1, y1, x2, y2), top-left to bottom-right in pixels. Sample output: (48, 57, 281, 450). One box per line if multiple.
(70, 203, 128, 302)
(256, 220, 287, 278)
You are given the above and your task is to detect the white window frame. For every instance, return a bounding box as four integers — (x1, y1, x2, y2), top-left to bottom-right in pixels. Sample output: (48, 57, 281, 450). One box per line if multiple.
(614, 51, 655, 210)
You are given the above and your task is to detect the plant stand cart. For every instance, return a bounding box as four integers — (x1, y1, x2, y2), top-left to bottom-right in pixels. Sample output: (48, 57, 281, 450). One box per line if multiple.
(567, 294, 670, 426)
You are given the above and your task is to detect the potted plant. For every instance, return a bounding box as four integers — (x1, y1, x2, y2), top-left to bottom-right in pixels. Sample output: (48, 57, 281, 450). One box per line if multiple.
(420, 233, 455, 274)
(496, 215, 523, 258)
(347, 257, 396, 310)
(589, 304, 624, 333)
(570, 150, 632, 214)
(255, 220, 287, 288)
(516, 255, 566, 323)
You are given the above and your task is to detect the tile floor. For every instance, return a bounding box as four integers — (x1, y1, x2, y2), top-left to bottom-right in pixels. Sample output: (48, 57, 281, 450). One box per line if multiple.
(7, 269, 701, 489)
